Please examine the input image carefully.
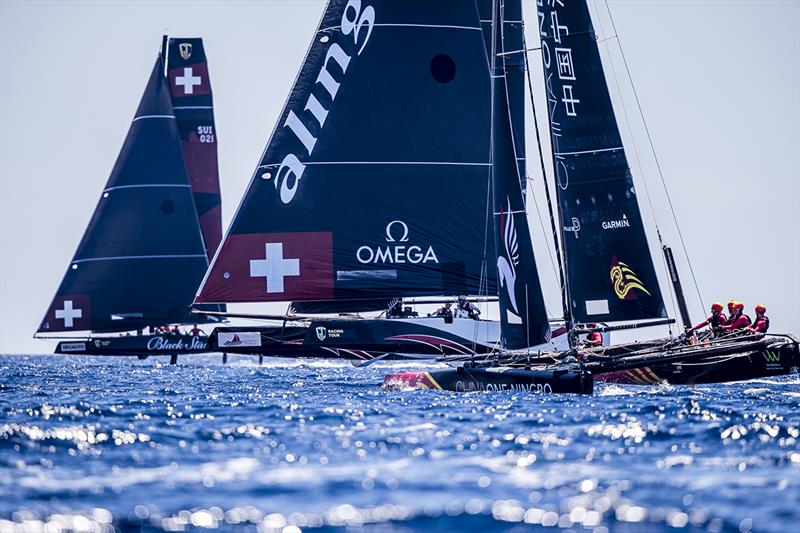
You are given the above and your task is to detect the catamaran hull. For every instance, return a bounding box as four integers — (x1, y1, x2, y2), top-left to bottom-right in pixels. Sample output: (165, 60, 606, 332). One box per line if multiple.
(595, 345, 800, 385)
(384, 366, 593, 395)
(55, 335, 212, 357)
(209, 317, 569, 361)
(595, 340, 799, 386)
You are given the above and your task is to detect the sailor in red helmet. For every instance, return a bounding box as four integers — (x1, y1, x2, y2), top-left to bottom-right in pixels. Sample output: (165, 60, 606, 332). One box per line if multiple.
(723, 301, 752, 331)
(686, 302, 728, 334)
(749, 305, 770, 333)
(726, 300, 737, 319)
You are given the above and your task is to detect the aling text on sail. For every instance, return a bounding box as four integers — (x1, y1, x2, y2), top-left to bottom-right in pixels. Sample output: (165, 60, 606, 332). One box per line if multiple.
(274, 0, 375, 204)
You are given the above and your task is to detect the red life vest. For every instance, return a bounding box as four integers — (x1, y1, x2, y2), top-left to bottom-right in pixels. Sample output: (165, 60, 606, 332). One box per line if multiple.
(752, 316, 770, 333)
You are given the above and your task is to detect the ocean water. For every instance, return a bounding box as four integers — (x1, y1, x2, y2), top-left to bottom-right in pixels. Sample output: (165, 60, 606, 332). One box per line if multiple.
(0, 355, 798, 533)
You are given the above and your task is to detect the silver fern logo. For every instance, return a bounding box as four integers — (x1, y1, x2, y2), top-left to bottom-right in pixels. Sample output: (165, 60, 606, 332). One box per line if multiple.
(497, 198, 520, 316)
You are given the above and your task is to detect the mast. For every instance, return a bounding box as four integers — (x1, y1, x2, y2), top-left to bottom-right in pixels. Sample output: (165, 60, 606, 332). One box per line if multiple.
(490, 0, 551, 349)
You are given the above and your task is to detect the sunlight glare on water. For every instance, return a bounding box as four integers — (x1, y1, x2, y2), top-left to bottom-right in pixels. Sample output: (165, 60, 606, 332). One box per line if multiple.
(0, 355, 798, 532)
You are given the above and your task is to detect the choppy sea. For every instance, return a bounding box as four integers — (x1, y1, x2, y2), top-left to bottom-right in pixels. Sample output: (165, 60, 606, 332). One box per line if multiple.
(0, 355, 798, 533)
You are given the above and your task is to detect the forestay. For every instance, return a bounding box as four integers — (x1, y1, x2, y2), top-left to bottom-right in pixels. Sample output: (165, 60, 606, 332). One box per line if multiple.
(196, 0, 498, 305)
(536, 0, 666, 323)
(38, 54, 210, 334)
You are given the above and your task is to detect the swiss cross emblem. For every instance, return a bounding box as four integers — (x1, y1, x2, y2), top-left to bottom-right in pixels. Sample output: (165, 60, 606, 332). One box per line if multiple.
(196, 232, 334, 303)
(41, 294, 91, 332)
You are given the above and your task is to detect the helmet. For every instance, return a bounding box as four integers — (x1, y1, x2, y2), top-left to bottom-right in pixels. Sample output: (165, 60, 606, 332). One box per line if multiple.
(727, 299, 736, 309)
(755, 304, 766, 313)
(457, 295, 466, 303)
(735, 302, 744, 311)
(711, 302, 723, 312)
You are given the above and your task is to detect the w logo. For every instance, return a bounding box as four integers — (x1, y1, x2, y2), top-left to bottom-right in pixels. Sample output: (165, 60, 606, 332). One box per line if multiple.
(763, 350, 780, 363)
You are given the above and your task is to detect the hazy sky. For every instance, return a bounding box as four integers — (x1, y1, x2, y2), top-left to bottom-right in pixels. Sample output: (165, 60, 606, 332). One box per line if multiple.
(1, 0, 798, 354)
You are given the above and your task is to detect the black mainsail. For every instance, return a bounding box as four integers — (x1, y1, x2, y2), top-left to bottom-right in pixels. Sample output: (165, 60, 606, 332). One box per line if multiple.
(536, 0, 667, 324)
(490, 0, 550, 349)
(196, 1, 498, 306)
(38, 51, 211, 334)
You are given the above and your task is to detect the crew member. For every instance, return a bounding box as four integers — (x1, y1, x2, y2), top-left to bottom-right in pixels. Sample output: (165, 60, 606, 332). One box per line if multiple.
(454, 296, 481, 320)
(750, 305, 770, 334)
(190, 324, 204, 336)
(724, 302, 752, 331)
(727, 300, 737, 320)
(585, 330, 603, 348)
(430, 302, 453, 319)
(686, 302, 727, 334)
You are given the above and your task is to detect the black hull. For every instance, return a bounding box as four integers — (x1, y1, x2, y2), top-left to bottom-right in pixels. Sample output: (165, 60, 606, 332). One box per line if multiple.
(384, 366, 593, 395)
(595, 337, 799, 385)
(55, 335, 211, 357)
(208, 317, 509, 360)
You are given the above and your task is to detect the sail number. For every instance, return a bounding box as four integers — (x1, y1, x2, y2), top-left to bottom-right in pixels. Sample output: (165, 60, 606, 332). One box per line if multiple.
(197, 125, 215, 143)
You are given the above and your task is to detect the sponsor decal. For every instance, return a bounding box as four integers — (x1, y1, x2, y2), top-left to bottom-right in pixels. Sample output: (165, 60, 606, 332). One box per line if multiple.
(563, 217, 581, 239)
(610, 257, 651, 300)
(763, 350, 780, 363)
(60, 342, 86, 352)
(274, 0, 376, 204)
(497, 198, 521, 320)
(455, 381, 553, 394)
(602, 214, 630, 230)
(356, 220, 438, 265)
(585, 299, 610, 316)
(179, 42, 192, 60)
(217, 332, 261, 348)
(315, 327, 343, 341)
(147, 336, 208, 351)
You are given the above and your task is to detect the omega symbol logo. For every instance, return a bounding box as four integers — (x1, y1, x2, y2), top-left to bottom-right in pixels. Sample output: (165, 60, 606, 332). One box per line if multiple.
(385, 220, 409, 242)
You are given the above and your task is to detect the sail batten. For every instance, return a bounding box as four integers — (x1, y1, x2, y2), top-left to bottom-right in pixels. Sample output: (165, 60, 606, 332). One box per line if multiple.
(535, 0, 667, 324)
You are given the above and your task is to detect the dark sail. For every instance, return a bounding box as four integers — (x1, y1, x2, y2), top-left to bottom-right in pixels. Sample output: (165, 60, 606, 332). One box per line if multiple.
(477, 0, 526, 193)
(164, 37, 223, 265)
(197, 1, 497, 305)
(536, 0, 667, 323)
(38, 55, 210, 334)
(490, 0, 550, 349)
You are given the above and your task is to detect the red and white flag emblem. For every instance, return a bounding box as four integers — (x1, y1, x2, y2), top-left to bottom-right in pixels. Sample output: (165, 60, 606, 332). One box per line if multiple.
(197, 232, 333, 303)
(41, 294, 92, 332)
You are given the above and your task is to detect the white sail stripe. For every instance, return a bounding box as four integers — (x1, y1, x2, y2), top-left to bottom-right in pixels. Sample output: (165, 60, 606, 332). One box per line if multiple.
(132, 115, 176, 122)
(319, 23, 481, 32)
(72, 254, 207, 264)
(257, 161, 491, 169)
(173, 106, 213, 110)
(554, 146, 624, 156)
(104, 184, 192, 193)
(480, 19, 524, 24)
(493, 210, 527, 216)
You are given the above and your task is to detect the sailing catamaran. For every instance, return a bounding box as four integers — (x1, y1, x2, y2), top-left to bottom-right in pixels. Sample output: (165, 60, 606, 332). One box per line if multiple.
(192, 0, 580, 362)
(384, 0, 799, 391)
(191, 0, 796, 389)
(35, 37, 225, 360)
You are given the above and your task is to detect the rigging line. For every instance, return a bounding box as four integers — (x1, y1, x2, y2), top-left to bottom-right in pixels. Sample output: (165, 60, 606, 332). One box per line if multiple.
(522, 32, 571, 326)
(603, 0, 705, 312)
(589, 0, 679, 323)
